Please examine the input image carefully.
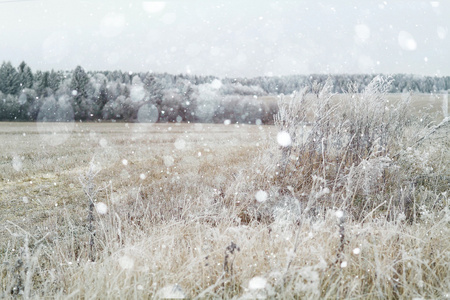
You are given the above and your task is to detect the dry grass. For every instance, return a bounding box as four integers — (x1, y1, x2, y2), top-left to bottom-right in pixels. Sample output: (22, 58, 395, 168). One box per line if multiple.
(263, 91, 449, 123)
(0, 122, 271, 239)
(0, 83, 449, 298)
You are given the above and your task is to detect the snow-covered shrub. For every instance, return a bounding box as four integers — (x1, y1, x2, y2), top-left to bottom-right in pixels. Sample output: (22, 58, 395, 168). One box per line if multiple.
(238, 76, 449, 221)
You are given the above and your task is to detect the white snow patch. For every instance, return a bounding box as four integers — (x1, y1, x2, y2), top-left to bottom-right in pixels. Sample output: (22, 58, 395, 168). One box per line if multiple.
(122, 159, 128, 166)
(340, 261, 348, 268)
(140, 173, 146, 180)
(353, 248, 361, 255)
(224, 119, 231, 125)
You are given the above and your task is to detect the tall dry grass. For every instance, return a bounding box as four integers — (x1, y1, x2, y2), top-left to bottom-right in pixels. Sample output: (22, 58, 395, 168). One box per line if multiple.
(1, 77, 449, 298)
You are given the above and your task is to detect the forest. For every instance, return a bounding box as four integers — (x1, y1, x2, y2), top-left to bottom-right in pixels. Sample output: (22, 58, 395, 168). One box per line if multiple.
(1, 61, 449, 124)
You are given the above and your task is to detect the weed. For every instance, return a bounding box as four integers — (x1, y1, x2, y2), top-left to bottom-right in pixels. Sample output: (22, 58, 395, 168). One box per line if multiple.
(79, 160, 100, 262)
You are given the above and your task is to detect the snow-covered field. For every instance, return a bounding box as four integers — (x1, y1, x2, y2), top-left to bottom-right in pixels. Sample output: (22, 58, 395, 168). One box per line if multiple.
(0, 87, 449, 298)
(0, 122, 273, 238)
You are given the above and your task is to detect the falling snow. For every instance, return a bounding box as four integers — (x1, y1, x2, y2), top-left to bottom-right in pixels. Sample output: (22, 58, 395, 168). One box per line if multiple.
(95, 202, 108, 215)
(255, 190, 268, 202)
(0, 1, 448, 298)
(248, 276, 267, 290)
(335, 210, 344, 219)
(163, 155, 175, 167)
(174, 138, 186, 150)
(277, 131, 292, 147)
(118, 255, 134, 270)
(398, 31, 417, 51)
(156, 284, 186, 299)
(12, 156, 23, 172)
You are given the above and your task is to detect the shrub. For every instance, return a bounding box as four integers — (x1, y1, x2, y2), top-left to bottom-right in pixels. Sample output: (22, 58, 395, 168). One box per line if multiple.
(240, 76, 449, 221)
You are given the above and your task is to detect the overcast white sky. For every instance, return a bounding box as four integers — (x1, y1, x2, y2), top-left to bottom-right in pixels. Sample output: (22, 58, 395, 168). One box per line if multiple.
(0, 0, 449, 77)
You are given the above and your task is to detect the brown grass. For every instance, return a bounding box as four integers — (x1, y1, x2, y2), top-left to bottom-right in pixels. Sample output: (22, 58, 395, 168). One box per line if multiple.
(263, 92, 449, 123)
(0, 122, 273, 240)
(0, 85, 449, 299)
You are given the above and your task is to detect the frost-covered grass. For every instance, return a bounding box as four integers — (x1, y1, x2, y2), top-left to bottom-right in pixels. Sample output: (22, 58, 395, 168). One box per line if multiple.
(1, 80, 449, 299)
(263, 91, 448, 123)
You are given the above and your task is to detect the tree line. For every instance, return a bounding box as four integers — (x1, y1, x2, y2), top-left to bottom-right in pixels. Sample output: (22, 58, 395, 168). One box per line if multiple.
(226, 73, 450, 95)
(0, 61, 448, 123)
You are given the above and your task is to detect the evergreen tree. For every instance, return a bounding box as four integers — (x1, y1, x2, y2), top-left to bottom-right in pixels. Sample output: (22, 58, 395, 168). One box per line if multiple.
(48, 69, 62, 91)
(20, 88, 40, 121)
(177, 80, 196, 122)
(35, 71, 51, 97)
(17, 61, 34, 89)
(96, 81, 109, 117)
(0, 61, 20, 95)
(70, 66, 90, 98)
(143, 73, 164, 110)
(0, 94, 20, 120)
(90, 74, 109, 118)
(70, 66, 91, 119)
